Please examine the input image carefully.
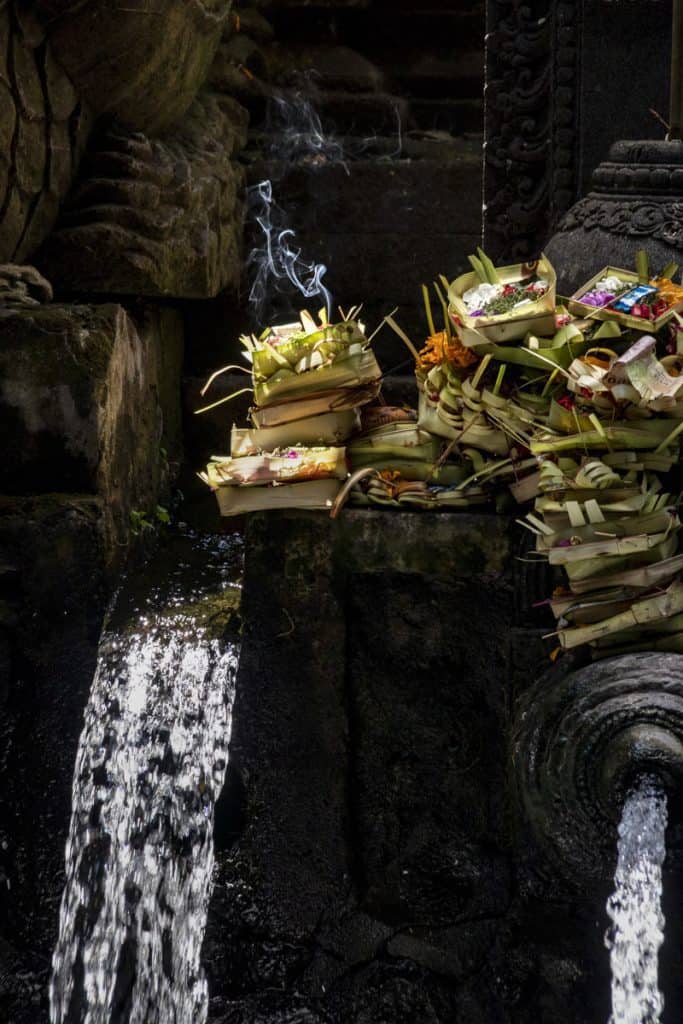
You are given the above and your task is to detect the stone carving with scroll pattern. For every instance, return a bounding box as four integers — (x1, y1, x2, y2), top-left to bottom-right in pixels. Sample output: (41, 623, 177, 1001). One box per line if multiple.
(483, 0, 579, 262)
(546, 140, 683, 293)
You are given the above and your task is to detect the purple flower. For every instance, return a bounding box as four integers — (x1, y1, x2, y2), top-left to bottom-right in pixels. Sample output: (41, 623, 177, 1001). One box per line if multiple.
(582, 290, 615, 308)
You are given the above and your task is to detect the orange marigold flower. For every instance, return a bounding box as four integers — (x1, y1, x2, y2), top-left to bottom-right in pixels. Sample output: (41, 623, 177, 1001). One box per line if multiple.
(418, 331, 478, 370)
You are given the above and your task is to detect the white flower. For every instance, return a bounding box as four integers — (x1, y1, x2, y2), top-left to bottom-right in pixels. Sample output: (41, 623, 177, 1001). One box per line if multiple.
(462, 282, 503, 311)
(595, 275, 625, 293)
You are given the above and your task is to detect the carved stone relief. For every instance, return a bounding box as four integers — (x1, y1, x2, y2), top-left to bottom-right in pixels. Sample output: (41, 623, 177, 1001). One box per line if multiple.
(484, 0, 671, 262)
(1, 0, 243, 299)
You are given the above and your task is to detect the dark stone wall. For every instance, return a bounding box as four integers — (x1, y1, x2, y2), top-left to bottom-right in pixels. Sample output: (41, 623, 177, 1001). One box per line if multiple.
(203, 509, 634, 1024)
(222, 0, 486, 354)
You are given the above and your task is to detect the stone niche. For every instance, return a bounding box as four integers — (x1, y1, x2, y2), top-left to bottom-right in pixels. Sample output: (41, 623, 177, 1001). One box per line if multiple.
(484, 0, 672, 262)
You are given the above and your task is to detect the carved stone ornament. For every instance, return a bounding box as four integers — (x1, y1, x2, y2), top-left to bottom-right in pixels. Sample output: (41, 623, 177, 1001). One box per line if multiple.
(483, 1, 580, 262)
(513, 652, 683, 887)
(546, 140, 683, 293)
(1, 0, 243, 300)
(484, 1, 673, 266)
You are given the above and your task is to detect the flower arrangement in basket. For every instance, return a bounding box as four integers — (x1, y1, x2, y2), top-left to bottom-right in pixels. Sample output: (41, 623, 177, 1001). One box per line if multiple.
(448, 249, 557, 346)
(568, 252, 683, 332)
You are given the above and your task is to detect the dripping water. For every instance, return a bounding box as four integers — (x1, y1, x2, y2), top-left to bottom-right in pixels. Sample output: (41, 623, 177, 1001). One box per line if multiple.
(49, 532, 242, 1024)
(606, 778, 668, 1024)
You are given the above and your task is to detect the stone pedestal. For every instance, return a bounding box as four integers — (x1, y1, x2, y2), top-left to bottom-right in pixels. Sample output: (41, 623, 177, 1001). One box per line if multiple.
(204, 510, 618, 1024)
(546, 140, 683, 293)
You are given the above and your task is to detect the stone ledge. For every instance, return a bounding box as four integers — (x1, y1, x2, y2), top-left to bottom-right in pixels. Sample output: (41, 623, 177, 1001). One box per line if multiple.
(0, 301, 183, 552)
(246, 508, 510, 579)
(337, 508, 510, 576)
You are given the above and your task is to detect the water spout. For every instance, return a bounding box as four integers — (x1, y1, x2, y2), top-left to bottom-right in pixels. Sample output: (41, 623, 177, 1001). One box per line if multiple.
(513, 653, 683, 885)
(606, 778, 668, 1024)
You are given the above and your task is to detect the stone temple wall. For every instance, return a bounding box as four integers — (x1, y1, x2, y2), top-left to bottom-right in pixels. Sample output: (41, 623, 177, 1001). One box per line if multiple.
(3, 6, 683, 1024)
(201, 510, 683, 1024)
(483, 0, 672, 263)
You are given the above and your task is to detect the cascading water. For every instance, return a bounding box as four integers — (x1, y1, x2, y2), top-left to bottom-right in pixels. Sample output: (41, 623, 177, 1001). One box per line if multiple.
(606, 778, 668, 1024)
(49, 532, 242, 1024)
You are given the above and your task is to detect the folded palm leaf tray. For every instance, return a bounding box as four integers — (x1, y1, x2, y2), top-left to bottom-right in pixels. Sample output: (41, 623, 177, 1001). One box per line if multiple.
(198, 250, 683, 661)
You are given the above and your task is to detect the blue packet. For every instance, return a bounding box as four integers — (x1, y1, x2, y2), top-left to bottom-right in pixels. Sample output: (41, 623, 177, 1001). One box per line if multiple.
(612, 285, 656, 313)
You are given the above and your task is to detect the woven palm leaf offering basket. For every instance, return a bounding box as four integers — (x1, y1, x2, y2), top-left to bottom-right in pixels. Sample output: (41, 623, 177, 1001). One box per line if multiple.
(197, 247, 683, 663)
(197, 306, 382, 515)
(448, 249, 557, 346)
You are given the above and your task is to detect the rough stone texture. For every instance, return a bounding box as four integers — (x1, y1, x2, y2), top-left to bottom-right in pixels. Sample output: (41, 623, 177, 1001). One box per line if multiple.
(260, 0, 485, 136)
(0, 264, 52, 305)
(39, 93, 248, 299)
(203, 510, 618, 1023)
(194, 508, 683, 1021)
(0, 302, 183, 559)
(0, 4, 92, 263)
(1, 1, 236, 266)
(37, 0, 233, 134)
(223, 512, 351, 936)
(347, 571, 511, 926)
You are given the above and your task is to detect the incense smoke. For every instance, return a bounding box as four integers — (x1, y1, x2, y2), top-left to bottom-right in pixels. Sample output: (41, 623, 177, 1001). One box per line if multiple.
(266, 86, 349, 170)
(246, 80, 402, 325)
(247, 179, 332, 324)
(246, 83, 348, 325)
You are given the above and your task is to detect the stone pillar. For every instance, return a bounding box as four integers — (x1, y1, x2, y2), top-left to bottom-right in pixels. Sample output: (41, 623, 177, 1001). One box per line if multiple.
(484, 0, 672, 262)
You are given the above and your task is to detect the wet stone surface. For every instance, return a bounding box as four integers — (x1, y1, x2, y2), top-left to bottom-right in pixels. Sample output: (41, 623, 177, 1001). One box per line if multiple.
(202, 510, 615, 1024)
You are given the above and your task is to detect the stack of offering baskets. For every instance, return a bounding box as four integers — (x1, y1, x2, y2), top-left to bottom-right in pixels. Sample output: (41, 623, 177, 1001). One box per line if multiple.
(197, 247, 683, 664)
(521, 330, 683, 659)
(199, 307, 382, 514)
(372, 249, 683, 661)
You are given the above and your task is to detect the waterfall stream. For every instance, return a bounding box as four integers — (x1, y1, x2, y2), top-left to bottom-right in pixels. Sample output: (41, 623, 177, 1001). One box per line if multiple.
(49, 533, 242, 1024)
(606, 779, 668, 1024)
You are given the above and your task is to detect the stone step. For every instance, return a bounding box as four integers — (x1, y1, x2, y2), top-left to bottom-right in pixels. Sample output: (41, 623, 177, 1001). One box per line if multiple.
(267, 44, 386, 94)
(268, 7, 483, 46)
(409, 97, 483, 135)
(243, 147, 482, 356)
(313, 89, 411, 135)
(389, 51, 484, 99)
(356, 13, 484, 56)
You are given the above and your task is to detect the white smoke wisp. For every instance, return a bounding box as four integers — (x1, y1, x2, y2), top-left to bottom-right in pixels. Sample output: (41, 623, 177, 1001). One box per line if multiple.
(245, 79, 402, 325)
(247, 179, 332, 324)
(267, 88, 349, 171)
